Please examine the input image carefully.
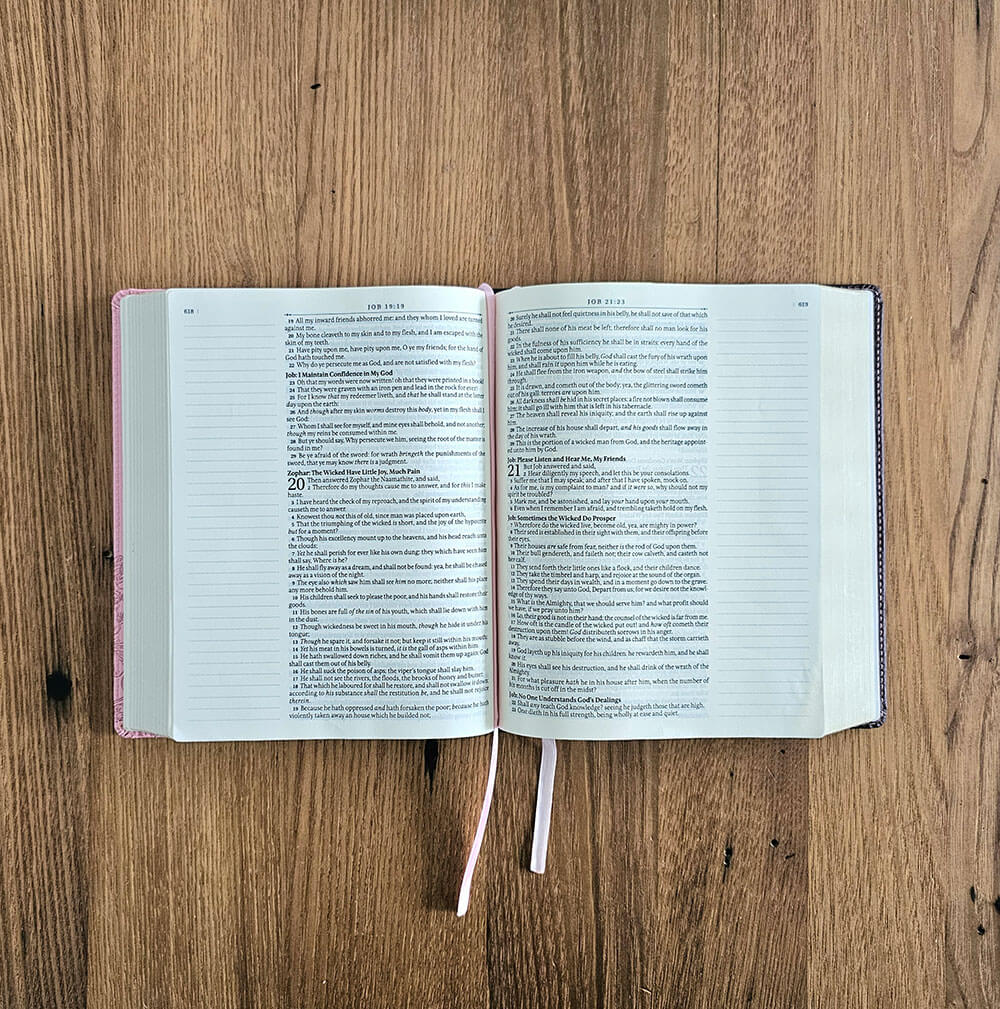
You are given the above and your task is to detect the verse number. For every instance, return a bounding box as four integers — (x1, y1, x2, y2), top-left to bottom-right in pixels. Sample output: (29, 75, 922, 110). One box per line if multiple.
(288, 476, 306, 491)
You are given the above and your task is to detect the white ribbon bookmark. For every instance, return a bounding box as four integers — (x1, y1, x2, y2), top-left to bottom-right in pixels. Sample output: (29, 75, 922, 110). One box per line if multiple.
(456, 734, 558, 915)
(530, 738, 557, 874)
(456, 728, 500, 917)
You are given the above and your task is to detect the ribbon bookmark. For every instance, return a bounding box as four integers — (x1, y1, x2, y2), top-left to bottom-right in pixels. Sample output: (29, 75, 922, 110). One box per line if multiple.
(530, 738, 557, 874)
(457, 728, 500, 917)
(457, 285, 501, 919)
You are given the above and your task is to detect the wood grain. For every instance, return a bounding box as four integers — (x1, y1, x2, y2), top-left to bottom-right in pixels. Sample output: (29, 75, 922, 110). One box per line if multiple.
(949, 0, 1000, 1004)
(0, 0, 991, 1005)
(810, 1, 951, 1003)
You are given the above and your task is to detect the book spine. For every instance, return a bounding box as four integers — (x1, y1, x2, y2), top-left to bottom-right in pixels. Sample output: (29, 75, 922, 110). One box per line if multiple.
(479, 284, 500, 729)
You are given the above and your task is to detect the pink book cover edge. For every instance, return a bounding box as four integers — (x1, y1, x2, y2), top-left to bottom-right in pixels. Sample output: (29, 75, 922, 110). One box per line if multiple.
(112, 288, 162, 738)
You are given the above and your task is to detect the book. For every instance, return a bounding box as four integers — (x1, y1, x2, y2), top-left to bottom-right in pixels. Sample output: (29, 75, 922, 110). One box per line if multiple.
(113, 282, 885, 744)
(114, 281, 885, 913)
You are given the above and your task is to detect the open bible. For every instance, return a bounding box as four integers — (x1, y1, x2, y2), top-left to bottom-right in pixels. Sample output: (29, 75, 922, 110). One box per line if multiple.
(113, 283, 885, 743)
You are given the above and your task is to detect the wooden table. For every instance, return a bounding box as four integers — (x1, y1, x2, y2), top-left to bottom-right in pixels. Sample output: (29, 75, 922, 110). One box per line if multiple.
(0, 1, 992, 1005)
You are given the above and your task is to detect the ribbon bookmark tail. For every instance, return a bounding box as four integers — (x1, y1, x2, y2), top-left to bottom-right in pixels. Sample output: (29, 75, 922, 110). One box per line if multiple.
(530, 738, 557, 874)
(457, 727, 500, 917)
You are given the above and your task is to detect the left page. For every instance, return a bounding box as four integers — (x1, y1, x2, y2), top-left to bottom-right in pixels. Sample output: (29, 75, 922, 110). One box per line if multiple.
(167, 287, 493, 741)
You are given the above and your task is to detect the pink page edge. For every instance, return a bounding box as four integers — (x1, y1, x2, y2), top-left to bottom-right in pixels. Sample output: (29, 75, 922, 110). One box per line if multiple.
(112, 288, 162, 738)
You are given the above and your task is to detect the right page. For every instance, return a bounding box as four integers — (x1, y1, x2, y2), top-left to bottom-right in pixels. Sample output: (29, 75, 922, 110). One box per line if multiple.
(496, 282, 881, 740)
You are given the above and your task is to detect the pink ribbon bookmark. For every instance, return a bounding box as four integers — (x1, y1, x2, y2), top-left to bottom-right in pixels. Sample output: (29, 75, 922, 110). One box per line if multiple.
(457, 728, 500, 917)
(530, 739, 557, 874)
